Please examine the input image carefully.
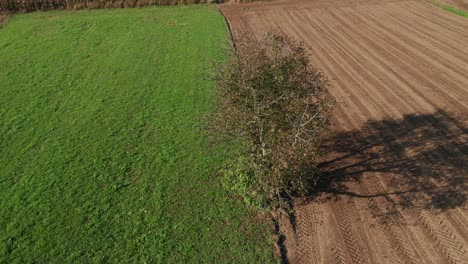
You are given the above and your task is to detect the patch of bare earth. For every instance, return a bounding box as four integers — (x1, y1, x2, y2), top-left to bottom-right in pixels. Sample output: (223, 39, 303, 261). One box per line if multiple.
(221, 0, 468, 263)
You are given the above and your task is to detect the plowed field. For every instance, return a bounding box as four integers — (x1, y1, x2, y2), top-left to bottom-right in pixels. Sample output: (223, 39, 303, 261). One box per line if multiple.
(221, 1, 468, 263)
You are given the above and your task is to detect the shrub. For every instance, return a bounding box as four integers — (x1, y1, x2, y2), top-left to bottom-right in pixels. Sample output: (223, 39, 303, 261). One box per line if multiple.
(0, 11, 10, 26)
(210, 32, 334, 208)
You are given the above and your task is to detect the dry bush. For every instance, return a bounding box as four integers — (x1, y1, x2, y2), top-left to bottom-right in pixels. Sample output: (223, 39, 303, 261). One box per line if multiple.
(0, 0, 222, 12)
(210, 32, 334, 208)
(0, 11, 10, 26)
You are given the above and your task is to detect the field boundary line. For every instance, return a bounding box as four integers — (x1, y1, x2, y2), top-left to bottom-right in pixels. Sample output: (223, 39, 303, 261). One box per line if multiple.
(429, 0, 468, 17)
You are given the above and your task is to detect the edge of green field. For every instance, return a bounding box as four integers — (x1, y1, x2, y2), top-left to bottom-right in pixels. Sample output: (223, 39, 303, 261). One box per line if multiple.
(430, 0, 468, 17)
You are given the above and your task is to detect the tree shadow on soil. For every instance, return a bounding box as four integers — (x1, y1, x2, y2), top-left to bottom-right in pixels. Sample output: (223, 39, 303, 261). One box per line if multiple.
(307, 109, 467, 214)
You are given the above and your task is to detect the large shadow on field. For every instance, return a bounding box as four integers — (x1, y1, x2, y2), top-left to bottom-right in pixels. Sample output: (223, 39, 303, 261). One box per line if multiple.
(311, 109, 467, 213)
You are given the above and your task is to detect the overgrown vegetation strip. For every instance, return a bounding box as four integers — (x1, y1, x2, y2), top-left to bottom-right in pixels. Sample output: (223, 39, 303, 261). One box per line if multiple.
(0, 0, 221, 12)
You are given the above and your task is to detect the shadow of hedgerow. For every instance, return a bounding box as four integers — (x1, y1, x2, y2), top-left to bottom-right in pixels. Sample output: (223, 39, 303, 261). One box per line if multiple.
(310, 110, 467, 212)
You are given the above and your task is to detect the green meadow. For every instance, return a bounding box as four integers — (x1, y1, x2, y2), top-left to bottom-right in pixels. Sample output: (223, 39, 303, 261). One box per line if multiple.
(0, 6, 274, 262)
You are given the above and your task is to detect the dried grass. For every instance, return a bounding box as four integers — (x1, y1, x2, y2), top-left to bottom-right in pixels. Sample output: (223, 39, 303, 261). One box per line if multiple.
(0, 11, 10, 26)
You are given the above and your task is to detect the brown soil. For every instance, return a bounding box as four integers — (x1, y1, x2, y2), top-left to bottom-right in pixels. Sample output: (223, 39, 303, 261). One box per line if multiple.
(221, 0, 468, 263)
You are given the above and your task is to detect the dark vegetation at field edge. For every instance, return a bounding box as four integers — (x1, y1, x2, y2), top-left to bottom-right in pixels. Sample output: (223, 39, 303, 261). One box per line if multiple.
(0, 0, 226, 12)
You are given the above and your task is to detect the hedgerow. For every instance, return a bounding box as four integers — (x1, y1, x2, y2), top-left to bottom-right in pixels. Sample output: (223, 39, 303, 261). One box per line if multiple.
(209, 32, 335, 208)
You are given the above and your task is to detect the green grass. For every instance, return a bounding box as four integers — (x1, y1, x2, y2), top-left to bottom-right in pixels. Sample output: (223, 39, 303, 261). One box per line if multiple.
(0, 6, 275, 263)
(431, 0, 468, 17)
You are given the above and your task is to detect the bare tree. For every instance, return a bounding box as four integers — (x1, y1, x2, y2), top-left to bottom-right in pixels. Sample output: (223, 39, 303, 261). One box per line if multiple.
(210, 31, 335, 207)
